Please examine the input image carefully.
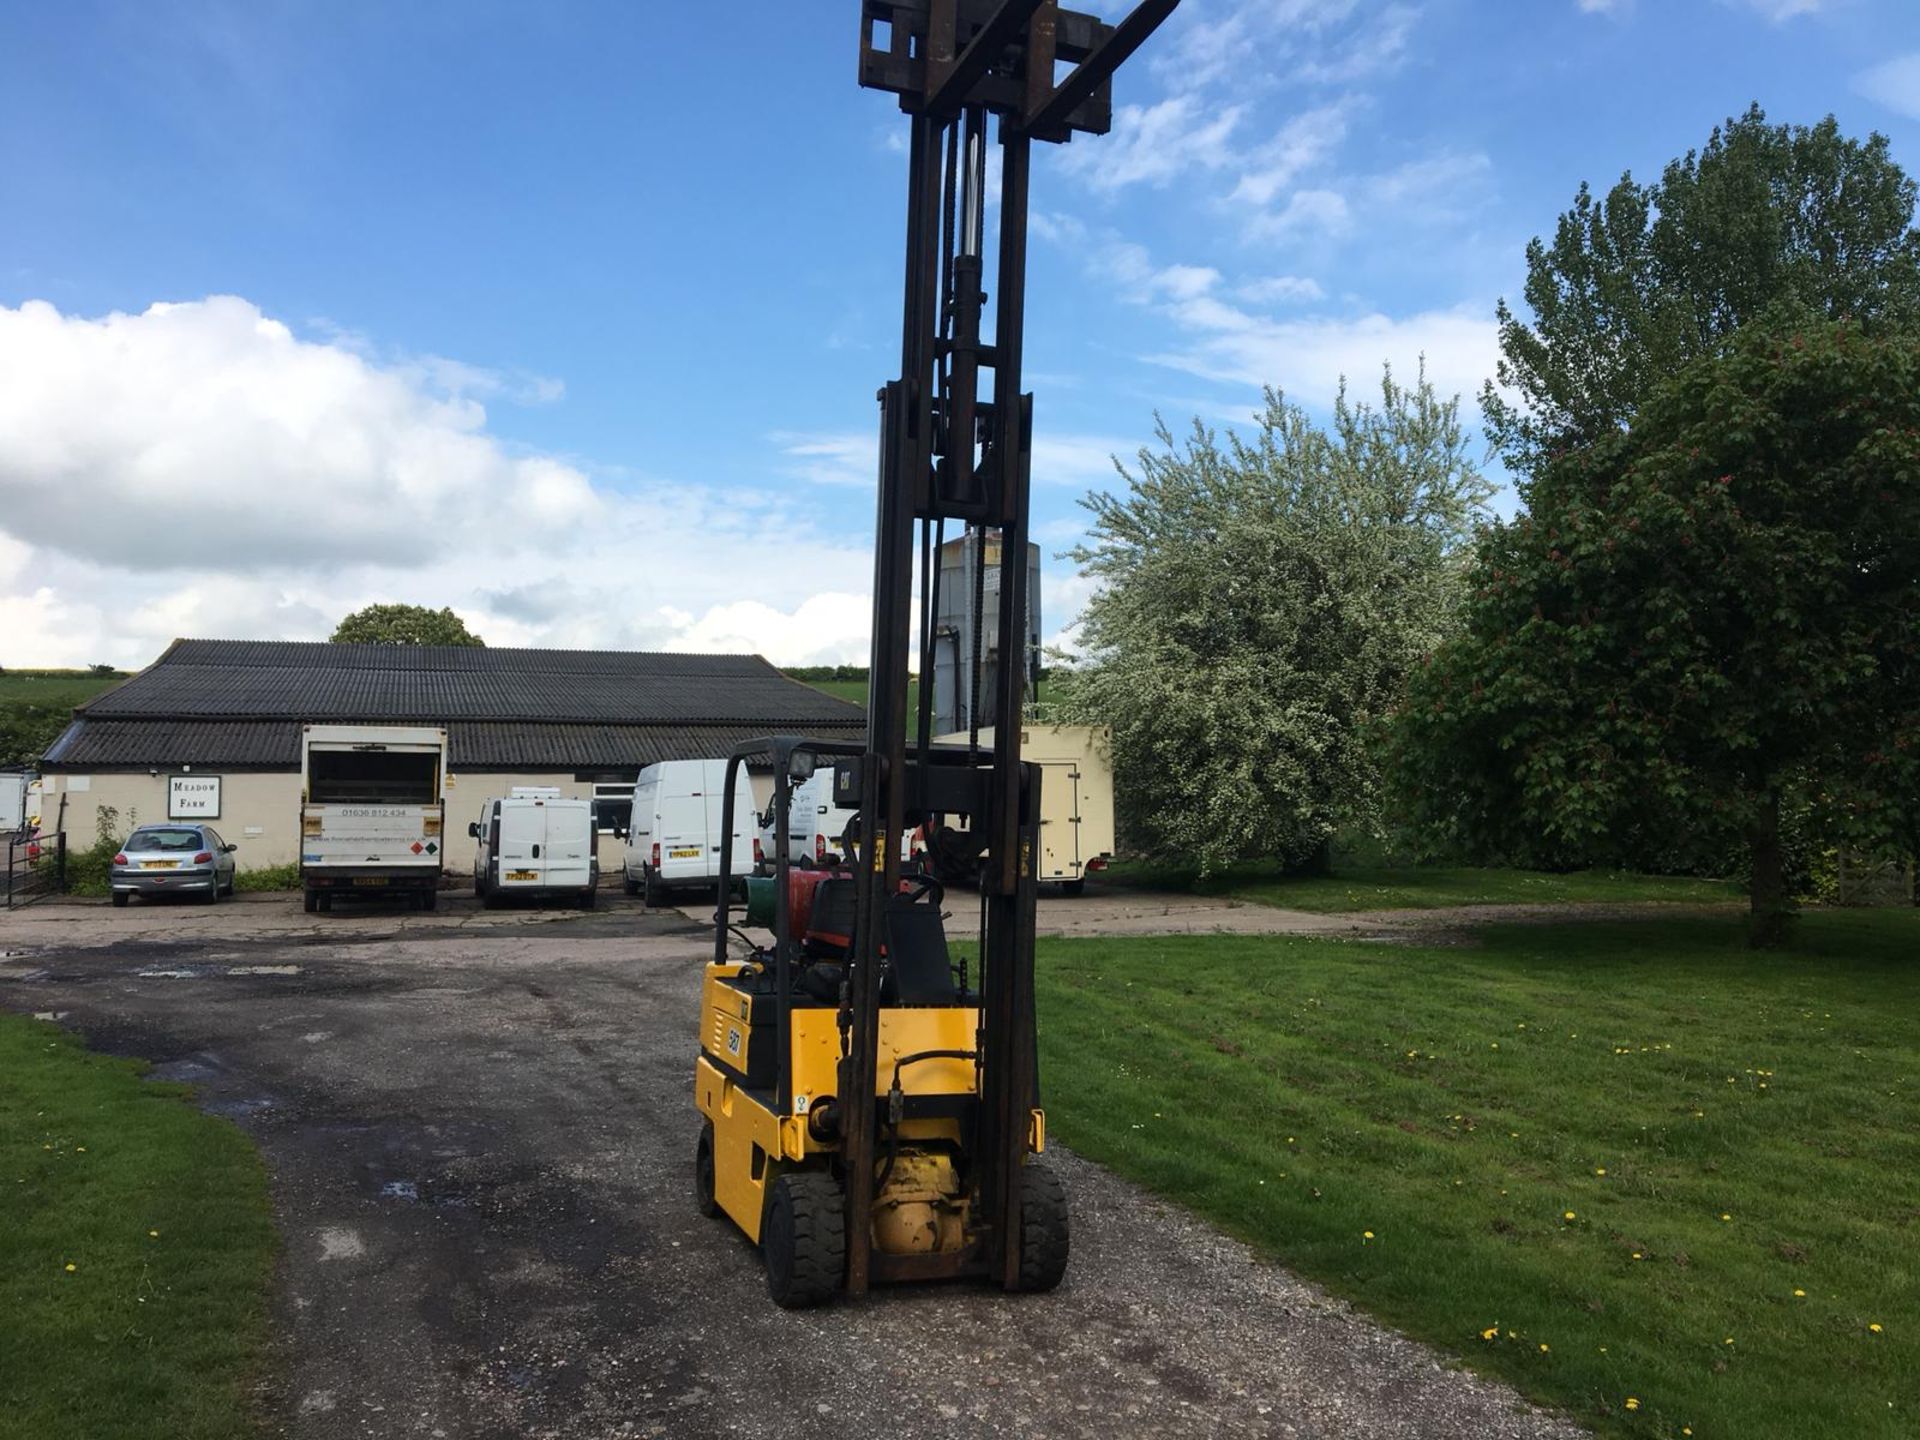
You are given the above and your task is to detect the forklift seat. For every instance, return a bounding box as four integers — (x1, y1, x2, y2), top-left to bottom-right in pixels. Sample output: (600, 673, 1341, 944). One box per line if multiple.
(882, 895, 956, 1005)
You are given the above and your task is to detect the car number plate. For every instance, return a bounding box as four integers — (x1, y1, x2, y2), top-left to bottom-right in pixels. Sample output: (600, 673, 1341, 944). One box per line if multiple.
(141, 860, 180, 869)
(670, 846, 701, 859)
(352, 877, 389, 887)
(507, 869, 539, 881)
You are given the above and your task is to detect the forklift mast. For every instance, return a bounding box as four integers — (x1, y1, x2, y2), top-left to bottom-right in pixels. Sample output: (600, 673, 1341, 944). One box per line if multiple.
(844, 0, 1179, 1294)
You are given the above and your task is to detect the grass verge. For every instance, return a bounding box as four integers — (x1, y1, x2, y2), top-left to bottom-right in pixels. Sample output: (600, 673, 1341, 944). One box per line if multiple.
(0, 1014, 275, 1439)
(1102, 858, 1741, 912)
(1035, 911, 1919, 1439)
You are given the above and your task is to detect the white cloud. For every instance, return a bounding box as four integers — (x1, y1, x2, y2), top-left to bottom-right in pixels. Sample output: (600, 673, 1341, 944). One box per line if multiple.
(1855, 53, 1920, 121)
(1245, 187, 1352, 240)
(1729, 0, 1827, 18)
(1230, 101, 1354, 207)
(774, 425, 1129, 493)
(1576, 0, 1626, 13)
(1238, 274, 1326, 304)
(1060, 94, 1244, 191)
(1148, 302, 1500, 411)
(0, 296, 882, 667)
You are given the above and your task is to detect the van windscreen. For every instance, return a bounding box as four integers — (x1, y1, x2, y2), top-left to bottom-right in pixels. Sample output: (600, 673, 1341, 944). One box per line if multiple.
(309, 750, 438, 804)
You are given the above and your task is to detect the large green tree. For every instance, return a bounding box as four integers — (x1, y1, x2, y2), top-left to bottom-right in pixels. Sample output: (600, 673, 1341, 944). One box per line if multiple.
(1053, 368, 1491, 874)
(1483, 105, 1920, 472)
(331, 604, 484, 647)
(1397, 322, 1920, 945)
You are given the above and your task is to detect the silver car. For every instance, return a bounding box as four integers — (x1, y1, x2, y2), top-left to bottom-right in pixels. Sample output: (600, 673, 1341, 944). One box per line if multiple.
(109, 824, 238, 906)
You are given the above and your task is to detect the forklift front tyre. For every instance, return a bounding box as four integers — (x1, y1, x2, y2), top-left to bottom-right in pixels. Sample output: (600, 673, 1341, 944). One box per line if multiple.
(1013, 1161, 1071, 1293)
(763, 1170, 845, 1309)
(693, 1122, 719, 1219)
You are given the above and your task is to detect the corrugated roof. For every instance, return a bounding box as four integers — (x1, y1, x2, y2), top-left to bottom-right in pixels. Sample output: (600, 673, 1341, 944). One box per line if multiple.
(43, 638, 868, 771)
(43, 717, 862, 771)
(80, 639, 861, 726)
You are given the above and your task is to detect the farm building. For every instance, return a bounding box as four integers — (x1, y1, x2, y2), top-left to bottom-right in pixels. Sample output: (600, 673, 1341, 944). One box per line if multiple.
(36, 639, 866, 868)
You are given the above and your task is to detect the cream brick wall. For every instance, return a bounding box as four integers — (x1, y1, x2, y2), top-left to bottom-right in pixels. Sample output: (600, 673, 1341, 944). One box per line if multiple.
(40, 765, 779, 873)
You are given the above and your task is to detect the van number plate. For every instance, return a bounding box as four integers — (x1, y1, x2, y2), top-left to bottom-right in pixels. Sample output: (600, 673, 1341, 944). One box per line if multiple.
(670, 847, 701, 859)
(507, 869, 539, 881)
(352, 877, 389, 887)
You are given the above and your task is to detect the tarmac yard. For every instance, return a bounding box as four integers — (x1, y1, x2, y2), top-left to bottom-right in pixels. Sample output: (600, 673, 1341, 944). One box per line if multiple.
(0, 898, 1583, 1439)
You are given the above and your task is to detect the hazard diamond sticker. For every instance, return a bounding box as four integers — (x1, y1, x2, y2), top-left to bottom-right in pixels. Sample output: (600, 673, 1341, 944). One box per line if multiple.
(410, 841, 424, 854)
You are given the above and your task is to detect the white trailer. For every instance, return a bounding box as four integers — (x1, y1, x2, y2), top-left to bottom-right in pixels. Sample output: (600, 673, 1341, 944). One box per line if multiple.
(0, 771, 29, 834)
(470, 787, 598, 909)
(936, 724, 1115, 893)
(299, 724, 448, 913)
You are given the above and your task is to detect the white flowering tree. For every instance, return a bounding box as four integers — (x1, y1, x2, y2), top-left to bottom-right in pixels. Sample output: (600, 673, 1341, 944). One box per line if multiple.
(1051, 367, 1491, 874)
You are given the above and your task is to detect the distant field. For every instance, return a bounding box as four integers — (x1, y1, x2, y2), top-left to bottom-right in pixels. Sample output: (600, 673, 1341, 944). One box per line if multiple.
(0, 670, 126, 708)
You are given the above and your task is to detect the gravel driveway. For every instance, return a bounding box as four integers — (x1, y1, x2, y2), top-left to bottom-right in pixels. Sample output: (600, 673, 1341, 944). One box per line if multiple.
(0, 897, 1584, 1439)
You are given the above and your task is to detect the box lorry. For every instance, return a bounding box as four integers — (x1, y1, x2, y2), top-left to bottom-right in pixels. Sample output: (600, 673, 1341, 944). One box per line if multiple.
(300, 724, 448, 913)
(470, 787, 598, 909)
(935, 724, 1114, 893)
(621, 759, 754, 906)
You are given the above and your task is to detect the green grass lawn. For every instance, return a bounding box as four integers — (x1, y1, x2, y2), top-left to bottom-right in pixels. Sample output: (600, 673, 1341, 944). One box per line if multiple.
(1103, 857, 1742, 912)
(1036, 911, 1919, 1439)
(0, 1014, 275, 1439)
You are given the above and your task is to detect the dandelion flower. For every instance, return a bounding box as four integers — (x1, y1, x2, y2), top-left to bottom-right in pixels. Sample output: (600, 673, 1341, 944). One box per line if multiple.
(1869, 1323, 1883, 1334)
(1632, 1252, 1643, 1260)
(1723, 1337, 1734, 1346)
(1793, 1289, 1805, 1298)
(1625, 1397, 1640, 1411)
(1481, 1326, 1499, 1341)
(148, 1230, 160, 1239)
(1721, 1213, 1732, 1222)
(63, 1263, 75, 1273)
(1595, 1167, 1607, 1176)
(1564, 1210, 1577, 1221)
(1538, 1343, 1549, 1353)
(1363, 1231, 1375, 1240)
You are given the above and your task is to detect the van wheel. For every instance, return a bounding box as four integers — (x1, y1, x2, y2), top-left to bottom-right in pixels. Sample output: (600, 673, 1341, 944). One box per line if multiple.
(1058, 879, 1086, 897)
(580, 887, 597, 910)
(763, 1171, 844, 1309)
(419, 888, 438, 912)
(644, 870, 663, 908)
(317, 892, 333, 914)
(302, 889, 317, 913)
(623, 871, 640, 897)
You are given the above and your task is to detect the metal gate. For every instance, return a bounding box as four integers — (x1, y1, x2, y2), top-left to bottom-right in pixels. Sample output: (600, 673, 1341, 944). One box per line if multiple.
(4, 832, 65, 909)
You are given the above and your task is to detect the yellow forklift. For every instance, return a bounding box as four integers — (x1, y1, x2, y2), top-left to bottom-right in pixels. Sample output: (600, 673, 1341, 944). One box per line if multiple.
(694, 0, 1179, 1307)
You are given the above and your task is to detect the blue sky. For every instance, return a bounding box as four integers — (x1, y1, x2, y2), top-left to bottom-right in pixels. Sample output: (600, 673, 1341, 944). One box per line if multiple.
(3, 0, 1918, 667)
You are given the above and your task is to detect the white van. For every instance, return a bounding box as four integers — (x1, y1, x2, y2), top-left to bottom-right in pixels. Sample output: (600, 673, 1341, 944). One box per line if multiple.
(756, 769, 859, 870)
(470, 788, 598, 909)
(621, 760, 754, 905)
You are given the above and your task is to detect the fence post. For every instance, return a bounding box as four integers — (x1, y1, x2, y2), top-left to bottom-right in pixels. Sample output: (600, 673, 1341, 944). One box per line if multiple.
(56, 832, 68, 894)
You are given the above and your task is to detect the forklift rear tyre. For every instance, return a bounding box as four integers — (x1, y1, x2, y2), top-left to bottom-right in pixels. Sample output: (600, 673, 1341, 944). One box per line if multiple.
(318, 893, 333, 914)
(763, 1170, 845, 1309)
(693, 1123, 718, 1218)
(419, 888, 437, 912)
(1013, 1161, 1071, 1293)
(302, 889, 317, 913)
